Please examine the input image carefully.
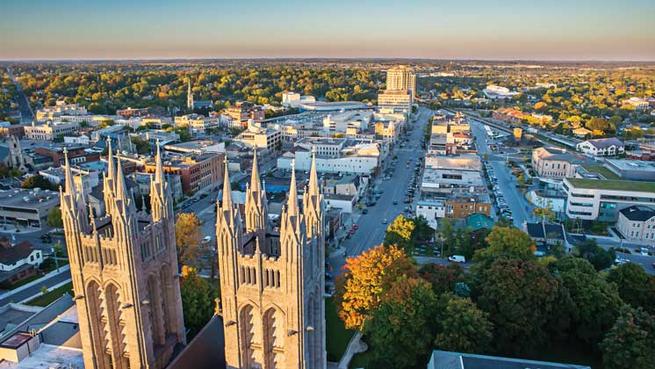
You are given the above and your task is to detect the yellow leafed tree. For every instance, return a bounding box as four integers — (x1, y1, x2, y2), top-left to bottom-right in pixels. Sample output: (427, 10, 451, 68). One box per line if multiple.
(335, 244, 415, 330)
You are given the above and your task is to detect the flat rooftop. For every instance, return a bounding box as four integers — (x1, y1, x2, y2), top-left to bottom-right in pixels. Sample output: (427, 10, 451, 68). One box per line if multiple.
(0, 344, 83, 369)
(0, 188, 60, 211)
(607, 158, 655, 172)
(567, 178, 655, 193)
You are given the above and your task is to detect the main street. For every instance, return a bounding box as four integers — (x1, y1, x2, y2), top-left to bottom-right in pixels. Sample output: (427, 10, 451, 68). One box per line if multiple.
(469, 118, 536, 227)
(329, 107, 431, 273)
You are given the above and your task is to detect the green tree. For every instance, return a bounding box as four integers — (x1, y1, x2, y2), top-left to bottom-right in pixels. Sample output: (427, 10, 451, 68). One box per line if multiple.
(384, 215, 416, 253)
(600, 306, 655, 369)
(533, 207, 556, 222)
(434, 294, 493, 354)
(419, 263, 464, 295)
(47, 207, 63, 228)
(473, 226, 535, 265)
(365, 277, 437, 369)
(474, 258, 561, 354)
(555, 257, 623, 344)
(575, 240, 615, 271)
(607, 263, 655, 315)
(412, 216, 434, 243)
(21, 174, 57, 191)
(130, 136, 151, 154)
(456, 228, 489, 260)
(180, 265, 216, 337)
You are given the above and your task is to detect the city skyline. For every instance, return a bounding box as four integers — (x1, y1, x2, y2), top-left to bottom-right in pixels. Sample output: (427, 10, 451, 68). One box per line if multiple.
(2, 0, 655, 61)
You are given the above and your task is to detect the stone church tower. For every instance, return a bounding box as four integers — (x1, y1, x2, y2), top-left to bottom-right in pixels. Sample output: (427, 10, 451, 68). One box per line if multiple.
(62, 141, 186, 369)
(216, 152, 326, 369)
(7, 135, 27, 173)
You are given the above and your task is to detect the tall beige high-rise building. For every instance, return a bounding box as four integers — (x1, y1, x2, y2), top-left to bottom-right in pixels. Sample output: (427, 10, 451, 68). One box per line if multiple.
(386, 65, 416, 98)
(62, 141, 186, 369)
(216, 151, 326, 369)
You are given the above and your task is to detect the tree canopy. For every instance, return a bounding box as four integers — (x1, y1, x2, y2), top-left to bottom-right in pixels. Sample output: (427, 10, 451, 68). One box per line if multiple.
(336, 244, 415, 331)
(175, 212, 202, 267)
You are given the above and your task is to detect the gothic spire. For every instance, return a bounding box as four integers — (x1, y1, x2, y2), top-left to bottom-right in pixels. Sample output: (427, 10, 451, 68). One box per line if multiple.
(115, 155, 129, 204)
(154, 140, 164, 185)
(287, 159, 299, 217)
(250, 149, 261, 194)
(106, 138, 115, 182)
(221, 157, 232, 209)
(308, 146, 319, 197)
(63, 148, 76, 197)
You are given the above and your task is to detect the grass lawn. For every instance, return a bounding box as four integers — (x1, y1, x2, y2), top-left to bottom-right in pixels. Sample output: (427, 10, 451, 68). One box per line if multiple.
(582, 164, 620, 180)
(26, 282, 73, 307)
(349, 350, 373, 369)
(325, 297, 355, 362)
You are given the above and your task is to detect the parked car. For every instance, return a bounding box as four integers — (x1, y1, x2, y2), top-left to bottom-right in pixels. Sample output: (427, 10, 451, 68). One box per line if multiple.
(448, 255, 466, 263)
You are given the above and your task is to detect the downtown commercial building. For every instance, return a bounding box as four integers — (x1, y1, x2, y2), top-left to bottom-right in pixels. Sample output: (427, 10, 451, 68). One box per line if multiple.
(144, 152, 223, 195)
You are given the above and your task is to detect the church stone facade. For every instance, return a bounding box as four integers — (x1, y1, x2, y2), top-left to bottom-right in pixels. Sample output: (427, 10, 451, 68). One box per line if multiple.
(216, 153, 327, 369)
(62, 141, 186, 369)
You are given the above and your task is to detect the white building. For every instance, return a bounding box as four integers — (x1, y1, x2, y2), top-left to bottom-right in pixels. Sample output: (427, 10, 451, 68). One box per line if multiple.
(483, 85, 519, 100)
(277, 138, 380, 175)
(623, 97, 650, 110)
(324, 194, 356, 214)
(563, 178, 655, 221)
(63, 135, 90, 145)
(35, 100, 87, 122)
(174, 114, 219, 133)
(0, 241, 43, 273)
(385, 66, 417, 98)
(422, 154, 484, 191)
(576, 138, 625, 157)
(234, 123, 282, 151)
(24, 121, 80, 141)
(377, 91, 412, 113)
(281, 91, 316, 108)
(616, 205, 655, 243)
(531, 146, 579, 179)
(322, 110, 371, 133)
(416, 199, 446, 229)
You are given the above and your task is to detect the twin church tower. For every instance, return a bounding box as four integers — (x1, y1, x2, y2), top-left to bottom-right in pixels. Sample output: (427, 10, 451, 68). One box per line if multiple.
(62, 141, 326, 369)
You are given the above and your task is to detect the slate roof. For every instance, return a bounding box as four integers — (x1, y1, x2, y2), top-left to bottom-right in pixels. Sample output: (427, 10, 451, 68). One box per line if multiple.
(0, 241, 37, 265)
(168, 315, 226, 369)
(619, 205, 655, 221)
(428, 350, 591, 369)
(585, 137, 624, 149)
(526, 222, 565, 240)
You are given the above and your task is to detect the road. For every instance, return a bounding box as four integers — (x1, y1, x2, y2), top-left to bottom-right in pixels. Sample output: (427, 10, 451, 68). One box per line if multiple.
(5, 67, 34, 123)
(329, 107, 431, 274)
(470, 119, 536, 227)
(0, 268, 71, 306)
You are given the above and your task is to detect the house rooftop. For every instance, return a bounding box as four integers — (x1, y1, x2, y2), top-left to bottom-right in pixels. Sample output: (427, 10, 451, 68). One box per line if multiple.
(584, 137, 624, 149)
(428, 350, 591, 369)
(619, 205, 655, 221)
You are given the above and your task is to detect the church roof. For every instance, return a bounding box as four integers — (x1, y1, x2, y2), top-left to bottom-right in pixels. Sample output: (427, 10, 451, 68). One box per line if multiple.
(167, 315, 226, 369)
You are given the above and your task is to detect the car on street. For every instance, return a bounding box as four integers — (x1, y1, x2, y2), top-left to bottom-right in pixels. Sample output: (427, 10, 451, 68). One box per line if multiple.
(448, 255, 466, 263)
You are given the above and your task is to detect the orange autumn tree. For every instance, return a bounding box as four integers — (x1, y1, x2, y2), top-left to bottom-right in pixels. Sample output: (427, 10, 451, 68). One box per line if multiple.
(335, 244, 416, 330)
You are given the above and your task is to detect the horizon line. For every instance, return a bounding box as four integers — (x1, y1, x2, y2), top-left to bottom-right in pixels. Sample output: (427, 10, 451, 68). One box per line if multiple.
(2, 56, 655, 64)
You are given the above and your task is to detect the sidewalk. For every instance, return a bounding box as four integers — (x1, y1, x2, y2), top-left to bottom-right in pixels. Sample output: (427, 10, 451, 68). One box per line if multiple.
(0, 265, 70, 300)
(338, 332, 366, 369)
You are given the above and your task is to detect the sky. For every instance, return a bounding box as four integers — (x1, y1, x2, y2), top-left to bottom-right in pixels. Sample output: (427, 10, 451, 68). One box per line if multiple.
(1, 0, 654, 61)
